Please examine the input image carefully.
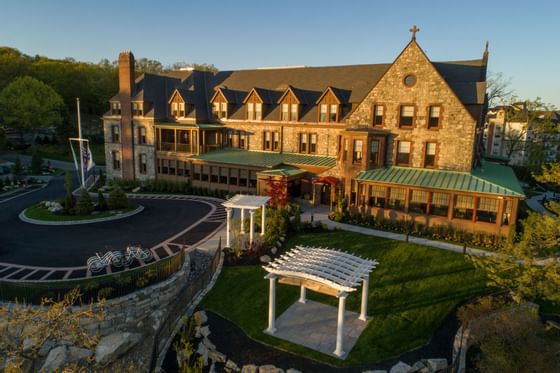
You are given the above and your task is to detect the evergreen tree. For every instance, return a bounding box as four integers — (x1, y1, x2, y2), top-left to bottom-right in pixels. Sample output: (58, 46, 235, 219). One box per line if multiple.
(30, 145, 43, 174)
(107, 186, 128, 210)
(97, 190, 108, 211)
(13, 155, 23, 179)
(75, 188, 94, 215)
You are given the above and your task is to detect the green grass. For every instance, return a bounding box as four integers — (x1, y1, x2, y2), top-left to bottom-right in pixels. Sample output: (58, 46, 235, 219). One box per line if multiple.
(201, 230, 488, 366)
(24, 203, 138, 222)
(20, 142, 106, 165)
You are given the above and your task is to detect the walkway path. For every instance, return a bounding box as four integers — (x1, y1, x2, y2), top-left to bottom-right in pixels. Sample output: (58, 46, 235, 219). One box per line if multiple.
(525, 191, 557, 216)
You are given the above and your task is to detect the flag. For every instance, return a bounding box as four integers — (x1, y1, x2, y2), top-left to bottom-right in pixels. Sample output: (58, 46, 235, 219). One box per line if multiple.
(69, 139, 79, 171)
(82, 141, 95, 171)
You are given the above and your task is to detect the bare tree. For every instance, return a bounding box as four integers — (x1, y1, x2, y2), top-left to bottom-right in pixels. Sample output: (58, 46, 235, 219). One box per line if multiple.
(486, 71, 515, 107)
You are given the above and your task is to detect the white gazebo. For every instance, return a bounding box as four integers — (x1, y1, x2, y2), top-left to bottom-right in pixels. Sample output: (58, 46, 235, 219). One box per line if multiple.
(222, 194, 271, 247)
(263, 246, 378, 358)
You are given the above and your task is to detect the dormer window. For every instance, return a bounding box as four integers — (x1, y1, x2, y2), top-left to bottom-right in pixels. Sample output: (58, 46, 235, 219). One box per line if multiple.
(278, 87, 301, 122)
(281, 104, 289, 121)
(132, 102, 143, 116)
(247, 102, 262, 120)
(319, 104, 338, 122)
(320, 104, 328, 122)
(179, 102, 185, 117)
(213, 102, 228, 119)
(290, 104, 298, 121)
(111, 102, 121, 116)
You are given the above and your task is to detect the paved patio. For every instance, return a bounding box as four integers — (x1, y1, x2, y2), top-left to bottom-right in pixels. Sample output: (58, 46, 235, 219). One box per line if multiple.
(272, 300, 368, 359)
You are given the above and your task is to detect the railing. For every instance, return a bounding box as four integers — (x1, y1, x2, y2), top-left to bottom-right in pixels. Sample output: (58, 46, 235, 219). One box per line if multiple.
(176, 143, 192, 153)
(0, 251, 185, 304)
(158, 142, 175, 151)
(149, 245, 222, 372)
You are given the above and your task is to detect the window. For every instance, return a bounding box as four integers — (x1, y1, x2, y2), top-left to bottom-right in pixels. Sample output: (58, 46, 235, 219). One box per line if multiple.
(409, 190, 428, 214)
(329, 104, 338, 122)
(290, 104, 298, 121)
(387, 188, 405, 211)
(404, 74, 416, 87)
(239, 170, 248, 187)
(171, 102, 178, 117)
(111, 102, 121, 115)
(453, 195, 474, 220)
(430, 192, 449, 217)
(112, 151, 121, 170)
(220, 168, 228, 184)
(255, 103, 262, 120)
(201, 165, 209, 181)
(281, 104, 289, 121)
(193, 164, 201, 180)
(226, 131, 234, 147)
(213, 101, 227, 119)
(424, 142, 437, 168)
(247, 103, 254, 120)
(169, 160, 176, 175)
(111, 125, 120, 143)
(179, 102, 185, 117)
(138, 127, 147, 144)
(132, 102, 143, 116)
(239, 133, 247, 149)
(249, 171, 257, 188)
(502, 200, 512, 225)
(229, 169, 238, 186)
(309, 134, 317, 154)
(353, 139, 363, 163)
(368, 185, 386, 207)
(370, 140, 380, 166)
(373, 105, 384, 126)
(476, 197, 498, 223)
(343, 139, 349, 161)
(263, 131, 271, 150)
(428, 106, 441, 128)
(320, 104, 328, 122)
(211, 167, 219, 183)
(399, 105, 415, 127)
(396, 141, 411, 166)
(139, 154, 147, 174)
(273, 131, 280, 151)
(299, 133, 308, 153)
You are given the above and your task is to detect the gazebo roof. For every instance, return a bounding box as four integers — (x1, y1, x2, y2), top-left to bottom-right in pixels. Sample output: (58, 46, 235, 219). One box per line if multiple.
(263, 246, 378, 293)
(222, 194, 271, 210)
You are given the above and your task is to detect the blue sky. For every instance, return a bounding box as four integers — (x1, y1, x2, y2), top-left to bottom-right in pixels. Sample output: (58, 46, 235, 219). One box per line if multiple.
(1, 0, 559, 107)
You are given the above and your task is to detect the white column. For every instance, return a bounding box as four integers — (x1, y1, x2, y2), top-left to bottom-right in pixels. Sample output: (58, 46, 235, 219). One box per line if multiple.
(299, 285, 307, 304)
(265, 274, 277, 334)
(261, 205, 266, 236)
(240, 208, 245, 234)
(249, 210, 255, 245)
(359, 277, 369, 321)
(225, 208, 232, 248)
(334, 292, 347, 357)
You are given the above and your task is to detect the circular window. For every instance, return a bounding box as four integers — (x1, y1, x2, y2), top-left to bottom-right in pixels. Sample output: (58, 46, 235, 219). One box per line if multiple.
(404, 74, 416, 87)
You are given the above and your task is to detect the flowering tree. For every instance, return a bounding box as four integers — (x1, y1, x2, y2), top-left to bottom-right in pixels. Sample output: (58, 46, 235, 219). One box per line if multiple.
(266, 176, 288, 209)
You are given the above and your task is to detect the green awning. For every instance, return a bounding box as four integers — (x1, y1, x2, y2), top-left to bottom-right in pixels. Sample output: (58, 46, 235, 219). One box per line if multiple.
(258, 167, 308, 177)
(355, 161, 525, 198)
(190, 148, 336, 169)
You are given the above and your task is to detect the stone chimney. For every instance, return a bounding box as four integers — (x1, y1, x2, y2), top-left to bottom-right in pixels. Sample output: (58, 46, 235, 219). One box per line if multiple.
(118, 51, 135, 180)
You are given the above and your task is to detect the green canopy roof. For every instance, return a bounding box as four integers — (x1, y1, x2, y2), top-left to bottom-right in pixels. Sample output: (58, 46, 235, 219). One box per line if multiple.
(257, 167, 308, 177)
(355, 161, 525, 198)
(190, 148, 336, 169)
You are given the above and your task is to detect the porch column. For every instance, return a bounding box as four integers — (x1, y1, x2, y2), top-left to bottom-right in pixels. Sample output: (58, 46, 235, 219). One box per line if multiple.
(334, 292, 347, 357)
(261, 204, 266, 236)
(225, 208, 232, 248)
(249, 210, 255, 245)
(265, 274, 277, 334)
(299, 285, 307, 304)
(240, 208, 245, 234)
(359, 277, 369, 321)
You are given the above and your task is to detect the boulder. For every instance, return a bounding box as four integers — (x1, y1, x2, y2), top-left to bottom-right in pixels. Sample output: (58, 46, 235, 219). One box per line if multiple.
(151, 309, 166, 331)
(408, 361, 428, 373)
(197, 341, 209, 366)
(208, 349, 226, 363)
(241, 364, 259, 373)
(202, 337, 216, 350)
(209, 362, 217, 373)
(38, 338, 56, 357)
(425, 359, 448, 372)
(95, 331, 142, 365)
(286, 369, 303, 373)
(259, 255, 271, 263)
(225, 359, 241, 372)
(200, 325, 211, 338)
(271, 247, 278, 255)
(389, 361, 411, 373)
(195, 326, 202, 338)
(193, 310, 208, 326)
(41, 345, 68, 372)
(259, 365, 283, 373)
(67, 346, 93, 363)
(22, 335, 41, 353)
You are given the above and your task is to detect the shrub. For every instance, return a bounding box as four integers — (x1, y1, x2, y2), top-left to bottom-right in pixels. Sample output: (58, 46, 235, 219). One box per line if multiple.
(75, 188, 94, 215)
(97, 287, 114, 299)
(107, 186, 128, 210)
(97, 190, 108, 211)
(31, 147, 43, 174)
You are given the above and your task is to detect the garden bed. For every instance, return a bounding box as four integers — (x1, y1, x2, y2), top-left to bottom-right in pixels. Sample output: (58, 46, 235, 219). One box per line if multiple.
(200, 230, 488, 366)
(23, 202, 140, 222)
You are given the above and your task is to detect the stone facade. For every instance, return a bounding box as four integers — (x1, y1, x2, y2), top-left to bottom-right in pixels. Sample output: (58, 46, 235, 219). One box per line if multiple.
(347, 41, 478, 172)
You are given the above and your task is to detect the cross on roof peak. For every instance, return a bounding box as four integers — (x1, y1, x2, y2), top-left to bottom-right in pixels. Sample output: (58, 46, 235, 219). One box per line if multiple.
(409, 25, 420, 40)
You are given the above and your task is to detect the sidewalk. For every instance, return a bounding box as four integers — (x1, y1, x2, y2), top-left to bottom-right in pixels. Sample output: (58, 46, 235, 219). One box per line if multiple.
(525, 191, 556, 216)
(300, 205, 493, 258)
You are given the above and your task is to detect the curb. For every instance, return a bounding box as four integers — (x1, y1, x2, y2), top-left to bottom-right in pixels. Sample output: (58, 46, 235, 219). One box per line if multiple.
(18, 205, 145, 226)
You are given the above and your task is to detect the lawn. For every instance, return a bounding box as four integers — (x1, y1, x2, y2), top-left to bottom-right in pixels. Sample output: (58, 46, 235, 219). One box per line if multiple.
(24, 202, 139, 222)
(201, 230, 488, 366)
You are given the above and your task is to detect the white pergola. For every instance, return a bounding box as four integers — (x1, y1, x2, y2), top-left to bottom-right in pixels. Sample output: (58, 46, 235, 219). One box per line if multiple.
(222, 194, 271, 247)
(263, 246, 378, 357)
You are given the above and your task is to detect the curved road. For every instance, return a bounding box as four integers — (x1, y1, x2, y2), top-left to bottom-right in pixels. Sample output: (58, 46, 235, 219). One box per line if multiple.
(0, 175, 212, 267)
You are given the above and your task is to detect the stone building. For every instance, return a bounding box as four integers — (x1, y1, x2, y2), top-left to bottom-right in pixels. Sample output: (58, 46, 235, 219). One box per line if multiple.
(103, 29, 525, 235)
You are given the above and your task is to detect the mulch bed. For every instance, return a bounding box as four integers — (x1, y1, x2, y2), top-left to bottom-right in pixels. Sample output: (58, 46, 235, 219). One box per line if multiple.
(163, 309, 459, 373)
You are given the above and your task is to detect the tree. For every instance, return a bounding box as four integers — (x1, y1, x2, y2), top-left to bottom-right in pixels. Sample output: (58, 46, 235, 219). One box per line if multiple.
(107, 186, 129, 210)
(30, 144, 43, 174)
(64, 170, 75, 211)
(135, 58, 163, 74)
(0, 76, 64, 143)
(486, 72, 515, 107)
(97, 190, 108, 211)
(266, 176, 288, 208)
(12, 155, 23, 179)
(75, 188, 94, 215)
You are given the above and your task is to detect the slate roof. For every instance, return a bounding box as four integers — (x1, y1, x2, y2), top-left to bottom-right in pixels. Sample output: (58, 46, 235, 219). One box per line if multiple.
(355, 161, 525, 198)
(190, 148, 337, 169)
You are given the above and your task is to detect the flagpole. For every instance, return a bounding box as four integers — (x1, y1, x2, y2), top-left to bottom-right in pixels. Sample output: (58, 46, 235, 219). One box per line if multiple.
(76, 98, 85, 189)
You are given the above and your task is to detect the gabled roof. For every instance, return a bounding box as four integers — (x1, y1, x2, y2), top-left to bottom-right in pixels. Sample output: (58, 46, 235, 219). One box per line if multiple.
(277, 86, 303, 104)
(242, 87, 277, 104)
(355, 162, 524, 198)
(315, 86, 343, 104)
